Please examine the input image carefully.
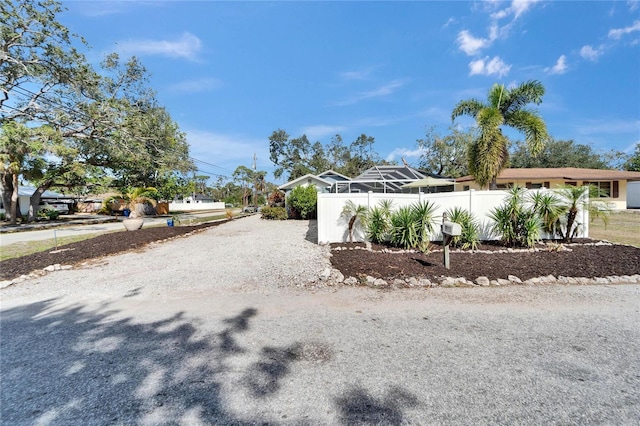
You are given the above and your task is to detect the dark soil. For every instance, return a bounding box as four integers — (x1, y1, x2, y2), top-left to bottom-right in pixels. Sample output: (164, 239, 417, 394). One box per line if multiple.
(2, 220, 639, 283)
(0, 220, 229, 281)
(330, 242, 640, 282)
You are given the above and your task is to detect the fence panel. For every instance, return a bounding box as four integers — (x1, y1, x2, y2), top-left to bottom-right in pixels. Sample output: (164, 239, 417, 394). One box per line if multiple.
(317, 189, 588, 244)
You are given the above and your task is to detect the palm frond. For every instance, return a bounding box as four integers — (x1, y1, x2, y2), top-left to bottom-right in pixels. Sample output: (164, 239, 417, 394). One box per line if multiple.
(451, 99, 485, 121)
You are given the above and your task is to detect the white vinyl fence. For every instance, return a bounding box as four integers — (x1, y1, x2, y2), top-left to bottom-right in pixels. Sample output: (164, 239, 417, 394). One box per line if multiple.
(317, 189, 589, 244)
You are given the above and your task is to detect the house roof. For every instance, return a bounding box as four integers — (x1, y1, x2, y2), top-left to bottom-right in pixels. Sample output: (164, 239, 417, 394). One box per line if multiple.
(354, 165, 426, 181)
(278, 174, 331, 190)
(317, 170, 351, 181)
(17, 186, 67, 198)
(456, 168, 640, 183)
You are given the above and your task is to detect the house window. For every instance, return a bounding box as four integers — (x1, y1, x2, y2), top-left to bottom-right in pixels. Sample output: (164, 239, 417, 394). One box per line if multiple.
(463, 185, 470, 191)
(496, 183, 513, 189)
(586, 181, 617, 198)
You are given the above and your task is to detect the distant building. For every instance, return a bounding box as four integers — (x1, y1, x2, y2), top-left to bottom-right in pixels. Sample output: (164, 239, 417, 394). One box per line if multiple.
(456, 167, 640, 210)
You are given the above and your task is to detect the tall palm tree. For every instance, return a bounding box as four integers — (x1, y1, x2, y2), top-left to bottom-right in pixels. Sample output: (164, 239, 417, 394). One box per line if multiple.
(341, 200, 368, 243)
(452, 80, 549, 189)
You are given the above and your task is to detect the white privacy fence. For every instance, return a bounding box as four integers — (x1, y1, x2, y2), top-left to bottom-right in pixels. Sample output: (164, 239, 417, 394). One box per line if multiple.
(316, 189, 589, 244)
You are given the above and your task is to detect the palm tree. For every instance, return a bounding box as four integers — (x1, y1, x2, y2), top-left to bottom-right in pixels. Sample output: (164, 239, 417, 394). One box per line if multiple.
(555, 184, 610, 242)
(452, 80, 549, 189)
(341, 200, 368, 243)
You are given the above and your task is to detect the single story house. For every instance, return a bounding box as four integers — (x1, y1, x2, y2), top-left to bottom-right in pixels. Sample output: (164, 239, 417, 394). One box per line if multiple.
(455, 167, 640, 210)
(278, 173, 335, 195)
(0, 186, 73, 216)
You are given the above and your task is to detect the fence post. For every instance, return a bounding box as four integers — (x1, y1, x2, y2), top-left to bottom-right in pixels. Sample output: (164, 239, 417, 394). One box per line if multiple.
(419, 191, 424, 203)
(368, 191, 373, 210)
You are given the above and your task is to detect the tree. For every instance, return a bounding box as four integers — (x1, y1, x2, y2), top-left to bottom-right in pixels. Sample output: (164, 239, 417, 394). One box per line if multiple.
(268, 129, 389, 181)
(1, 0, 89, 222)
(510, 138, 623, 169)
(452, 80, 549, 189)
(624, 143, 640, 171)
(417, 126, 472, 177)
(341, 200, 368, 243)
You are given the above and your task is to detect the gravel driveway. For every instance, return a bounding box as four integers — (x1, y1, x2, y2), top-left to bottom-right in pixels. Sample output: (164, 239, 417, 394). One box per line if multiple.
(2, 215, 639, 425)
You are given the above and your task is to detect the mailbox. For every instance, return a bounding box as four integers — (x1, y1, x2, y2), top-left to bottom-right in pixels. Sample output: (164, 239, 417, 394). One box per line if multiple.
(442, 221, 462, 236)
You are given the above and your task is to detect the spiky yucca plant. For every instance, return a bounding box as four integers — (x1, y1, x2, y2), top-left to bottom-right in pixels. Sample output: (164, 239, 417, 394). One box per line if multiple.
(444, 207, 480, 250)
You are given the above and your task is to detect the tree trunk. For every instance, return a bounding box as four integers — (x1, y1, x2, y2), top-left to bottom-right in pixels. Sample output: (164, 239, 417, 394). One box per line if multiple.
(1, 173, 15, 224)
(348, 216, 356, 243)
(10, 173, 19, 225)
(563, 207, 578, 242)
(489, 178, 498, 190)
(27, 180, 54, 222)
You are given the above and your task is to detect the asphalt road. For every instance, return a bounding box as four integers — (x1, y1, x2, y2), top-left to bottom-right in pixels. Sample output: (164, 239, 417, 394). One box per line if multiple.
(1, 216, 639, 425)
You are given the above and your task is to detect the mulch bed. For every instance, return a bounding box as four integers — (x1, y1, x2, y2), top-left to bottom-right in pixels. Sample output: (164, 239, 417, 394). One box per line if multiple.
(0, 220, 229, 281)
(329, 242, 640, 282)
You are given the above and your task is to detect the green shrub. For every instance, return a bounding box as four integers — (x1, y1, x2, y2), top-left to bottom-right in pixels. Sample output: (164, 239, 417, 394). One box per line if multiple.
(37, 208, 59, 220)
(261, 206, 288, 220)
(444, 207, 480, 250)
(287, 186, 317, 219)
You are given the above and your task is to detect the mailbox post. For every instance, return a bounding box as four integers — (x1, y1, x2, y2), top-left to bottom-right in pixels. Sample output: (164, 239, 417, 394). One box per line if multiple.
(441, 213, 462, 270)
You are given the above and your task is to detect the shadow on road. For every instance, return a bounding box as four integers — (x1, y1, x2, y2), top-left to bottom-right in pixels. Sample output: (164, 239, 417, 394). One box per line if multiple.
(0, 300, 258, 424)
(1, 300, 420, 424)
(305, 219, 318, 244)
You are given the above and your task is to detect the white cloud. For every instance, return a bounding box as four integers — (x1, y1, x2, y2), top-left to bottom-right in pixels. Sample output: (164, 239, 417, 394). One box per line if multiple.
(468, 56, 511, 77)
(334, 79, 407, 106)
(115, 32, 202, 60)
(168, 78, 223, 93)
(457, 26, 498, 56)
(300, 125, 348, 140)
(628, 1, 639, 12)
(491, 0, 541, 20)
(385, 147, 423, 163)
(579, 45, 604, 61)
(545, 55, 568, 75)
(608, 20, 640, 39)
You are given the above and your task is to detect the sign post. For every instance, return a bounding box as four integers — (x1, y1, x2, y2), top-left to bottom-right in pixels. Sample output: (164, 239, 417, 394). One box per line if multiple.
(441, 213, 462, 270)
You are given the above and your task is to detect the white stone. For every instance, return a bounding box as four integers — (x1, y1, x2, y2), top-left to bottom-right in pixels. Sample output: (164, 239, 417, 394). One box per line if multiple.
(407, 277, 419, 287)
(476, 276, 490, 286)
(332, 270, 345, 283)
(373, 278, 388, 287)
(44, 265, 56, 272)
(344, 277, 358, 286)
(508, 275, 522, 284)
(497, 278, 511, 286)
(393, 279, 406, 288)
(418, 278, 433, 287)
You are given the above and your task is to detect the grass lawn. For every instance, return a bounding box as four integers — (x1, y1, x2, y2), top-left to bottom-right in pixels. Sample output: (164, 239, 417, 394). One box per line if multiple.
(589, 210, 640, 247)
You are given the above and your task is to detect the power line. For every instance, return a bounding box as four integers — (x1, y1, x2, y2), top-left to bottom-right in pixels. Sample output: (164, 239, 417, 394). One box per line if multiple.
(2, 87, 232, 175)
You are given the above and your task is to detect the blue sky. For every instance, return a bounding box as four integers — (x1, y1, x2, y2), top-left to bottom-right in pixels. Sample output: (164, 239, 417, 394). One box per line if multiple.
(61, 0, 640, 183)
